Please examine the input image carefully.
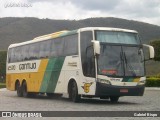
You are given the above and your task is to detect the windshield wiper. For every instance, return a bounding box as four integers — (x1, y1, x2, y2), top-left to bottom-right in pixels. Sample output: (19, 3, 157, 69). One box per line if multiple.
(123, 52, 137, 76)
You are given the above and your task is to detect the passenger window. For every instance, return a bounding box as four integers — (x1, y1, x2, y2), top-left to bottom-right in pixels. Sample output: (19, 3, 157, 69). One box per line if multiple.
(21, 45, 29, 61)
(39, 41, 51, 58)
(50, 40, 57, 57)
(51, 38, 64, 57)
(8, 49, 11, 63)
(29, 43, 40, 60)
(15, 47, 22, 62)
(64, 34, 78, 56)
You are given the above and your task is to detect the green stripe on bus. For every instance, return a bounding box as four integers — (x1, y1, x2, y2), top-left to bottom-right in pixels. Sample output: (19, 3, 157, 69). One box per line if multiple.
(59, 30, 78, 37)
(39, 57, 65, 93)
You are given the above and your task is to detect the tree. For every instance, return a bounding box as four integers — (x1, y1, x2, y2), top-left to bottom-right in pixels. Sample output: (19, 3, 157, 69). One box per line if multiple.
(0, 51, 7, 82)
(150, 39, 160, 61)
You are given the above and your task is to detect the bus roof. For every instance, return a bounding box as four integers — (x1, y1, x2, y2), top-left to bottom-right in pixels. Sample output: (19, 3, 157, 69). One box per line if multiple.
(79, 27, 138, 33)
(8, 27, 138, 48)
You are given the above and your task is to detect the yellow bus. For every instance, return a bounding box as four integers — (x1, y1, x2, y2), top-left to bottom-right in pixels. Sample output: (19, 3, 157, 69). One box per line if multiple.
(6, 27, 154, 102)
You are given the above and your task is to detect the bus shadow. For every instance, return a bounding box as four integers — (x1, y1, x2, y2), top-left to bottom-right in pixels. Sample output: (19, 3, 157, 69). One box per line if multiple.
(30, 94, 62, 100)
(61, 97, 139, 105)
(16, 94, 139, 105)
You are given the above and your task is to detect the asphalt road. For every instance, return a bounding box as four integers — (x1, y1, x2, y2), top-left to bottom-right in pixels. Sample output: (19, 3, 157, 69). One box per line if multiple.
(0, 88, 160, 120)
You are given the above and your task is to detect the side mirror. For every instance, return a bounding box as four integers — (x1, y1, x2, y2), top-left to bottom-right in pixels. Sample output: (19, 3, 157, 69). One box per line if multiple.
(143, 44, 155, 59)
(92, 40, 100, 55)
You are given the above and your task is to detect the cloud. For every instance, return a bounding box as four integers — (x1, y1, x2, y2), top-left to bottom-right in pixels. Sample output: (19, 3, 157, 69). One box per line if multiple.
(112, 0, 160, 18)
(28, 0, 67, 4)
(70, 0, 121, 11)
(0, 0, 160, 26)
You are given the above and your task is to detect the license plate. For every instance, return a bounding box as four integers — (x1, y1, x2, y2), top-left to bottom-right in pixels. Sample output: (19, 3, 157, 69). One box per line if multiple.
(120, 89, 128, 93)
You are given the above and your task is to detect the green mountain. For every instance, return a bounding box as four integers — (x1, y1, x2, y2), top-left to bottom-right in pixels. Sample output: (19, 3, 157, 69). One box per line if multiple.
(0, 17, 160, 75)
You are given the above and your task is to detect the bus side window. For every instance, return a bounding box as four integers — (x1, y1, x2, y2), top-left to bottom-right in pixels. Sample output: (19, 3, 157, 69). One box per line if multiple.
(28, 43, 40, 60)
(15, 47, 21, 62)
(50, 40, 56, 57)
(8, 49, 12, 63)
(10, 48, 16, 63)
(52, 38, 64, 57)
(64, 34, 78, 56)
(8, 49, 10, 63)
(17, 46, 23, 62)
(22, 45, 29, 61)
(44, 40, 51, 58)
(33, 43, 40, 59)
(81, 31, 95, 77)
(39, 41, 51, 59)
(29, 44, 34, 60)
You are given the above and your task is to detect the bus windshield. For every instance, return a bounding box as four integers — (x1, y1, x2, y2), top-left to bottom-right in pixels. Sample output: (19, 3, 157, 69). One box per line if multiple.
(96, 31, 144, 77)
(96, 31, 140, 44)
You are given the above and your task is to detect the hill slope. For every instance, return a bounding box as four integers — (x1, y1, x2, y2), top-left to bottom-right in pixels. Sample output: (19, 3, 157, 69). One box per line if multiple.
(1, 17, 160, 50)
(0, 17, 160, 75)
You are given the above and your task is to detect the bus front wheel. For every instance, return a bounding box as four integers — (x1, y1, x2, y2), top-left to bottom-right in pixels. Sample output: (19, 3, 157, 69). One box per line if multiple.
(110, 96, 119, 103)
(69, 81, 80, 102)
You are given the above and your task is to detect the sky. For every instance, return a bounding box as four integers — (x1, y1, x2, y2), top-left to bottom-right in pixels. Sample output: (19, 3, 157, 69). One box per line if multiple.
(0, 0, 160, 26)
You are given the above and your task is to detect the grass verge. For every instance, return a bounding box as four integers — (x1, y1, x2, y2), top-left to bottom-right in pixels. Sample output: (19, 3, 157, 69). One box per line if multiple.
(0, 82, 6, 88)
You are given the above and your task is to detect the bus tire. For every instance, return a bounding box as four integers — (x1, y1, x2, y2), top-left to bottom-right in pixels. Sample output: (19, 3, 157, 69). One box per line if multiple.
(69, 81, 80, 102)
(16, 81, 23, 97)
(110, 96, 119, 103)
(22, 81, 29, 98)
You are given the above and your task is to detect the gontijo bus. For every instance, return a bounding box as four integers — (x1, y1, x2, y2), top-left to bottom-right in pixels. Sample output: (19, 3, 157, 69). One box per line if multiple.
(6, 27, 154, 102)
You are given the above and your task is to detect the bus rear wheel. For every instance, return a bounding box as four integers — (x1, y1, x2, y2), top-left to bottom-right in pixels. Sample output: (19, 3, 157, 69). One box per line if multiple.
(22, 81, 29, 98)
(16, 81, 23, 97)
(69, 81, 80, 102)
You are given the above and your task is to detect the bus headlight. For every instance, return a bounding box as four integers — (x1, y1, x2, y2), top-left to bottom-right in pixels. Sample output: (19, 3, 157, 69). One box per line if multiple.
(97, 79, 111, 85)
(138, 80, 146, 85)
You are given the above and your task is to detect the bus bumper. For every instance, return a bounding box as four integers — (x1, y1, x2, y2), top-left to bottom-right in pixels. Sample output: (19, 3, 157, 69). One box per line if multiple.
(95, 82, 145, 96)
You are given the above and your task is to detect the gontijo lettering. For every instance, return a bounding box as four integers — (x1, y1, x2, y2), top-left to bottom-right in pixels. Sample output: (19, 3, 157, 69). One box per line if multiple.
(19, 63, 36, 70)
